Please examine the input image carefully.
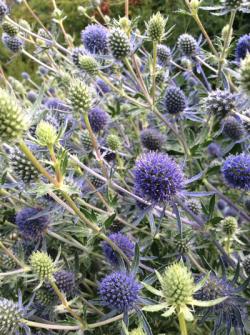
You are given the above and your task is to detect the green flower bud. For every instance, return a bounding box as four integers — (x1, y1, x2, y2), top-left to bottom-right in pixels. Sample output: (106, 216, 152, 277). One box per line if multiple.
(221, 216, 238, 236)
(0, 88, 26, 143)
(79, 55, 99, 75)
(36, 120, 58, 147)
(221, 24, 233, 42)
(35, 289, 56, 306)
(130, 327, 145, 335)
(0, 298, 23, 334)
(119, 17, 131, 34)
(240, 54, 250, 95)
(161, 262, 195, 305)
(2, 22, 19, 36)
(30, 251, 55, 281)
(8, 77, 25, 95)
(69, 80, 92, 117)
(147, 12, 166, 42)
(108, 28, 131, 60)
(107, 133, 121, 151)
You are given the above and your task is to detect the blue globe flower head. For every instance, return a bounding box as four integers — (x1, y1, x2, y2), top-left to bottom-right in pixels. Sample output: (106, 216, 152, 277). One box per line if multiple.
(81, 24, 108, 55)
(15, 207, 49, 241)
(134, 152, 185, 203)
(27, 91, 38, 103)
(221, 153, 250, 190)
(2, 33, 23, 53)
(102, 233, 135, 265)
(99, 271, 141, 312)
(164, 86, 187, 114)
(195, 273, 248, 335)
(96, 78, 111, 96)
(88, 107, 109, 133)
(235, 34, 250, 62)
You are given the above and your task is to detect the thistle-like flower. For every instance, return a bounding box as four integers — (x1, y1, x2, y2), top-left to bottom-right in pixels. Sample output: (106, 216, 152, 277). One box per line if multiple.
(69, 80, 92, 117)
(177, 33, 197, 56)
(35, 120, 58, 147)
(0, 88, 26, 142)
(221, 153, 250, 190)
(204, 90, 236, 117)
(243, 255, 250, 276)
(88, 107, 109, 133)
(108, 28, 131, 60)
(107, 133, 121, 151)
(102, 232, 135, 265)
(10, 147, 39, 183)
(30, 251, 55, 282)
(2, 33, 23, 53)
(79, 55, 99, 75)
(195, 270, 249, 335)
(0, 298, 23, 334)
(146, 12, 166, 42)
(99, 271, 141, 312)
(143, 262, 226, 322)
(164, 86, 187, 115)
(140, 128, 164, 151)
(222, 115, 244, 140)
(235, 34, 250, 61)
(15, 207, 49, 241)
(157, 44, 171, 66)
(0, 1, 8, 22)
(81, 24, 108, 55)
(134, 152, 184, 203)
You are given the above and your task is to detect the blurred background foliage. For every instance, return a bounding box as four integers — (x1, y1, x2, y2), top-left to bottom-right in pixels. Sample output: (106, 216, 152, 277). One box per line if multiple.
(1, 0, 249, 79)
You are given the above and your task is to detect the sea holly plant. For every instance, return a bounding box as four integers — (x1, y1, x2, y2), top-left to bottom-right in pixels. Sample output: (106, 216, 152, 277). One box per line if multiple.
(0, 0, 250, 334)
(143, 261, 227, 335)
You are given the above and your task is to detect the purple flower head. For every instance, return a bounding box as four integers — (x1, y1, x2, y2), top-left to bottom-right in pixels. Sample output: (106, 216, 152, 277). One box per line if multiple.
(81, 24, 108, 55)
(96, 78, 111, 96)
(222, 153, 250, 190)
(235, 34, 250, 62)
(46, 270, 76, 297)
(140, 128, 164, 151)
(15, 207, 49, 241)
(21, 72, 30, 80)
(88, 107, 109, 133)
(157, 44, 171, 66)
(2, 33, 23, 53)
(44, 97, 69, 112)
(134, 152, 185, 203)
(27, 91, 38, 103)
(164, 86, 187, 114)
(99, 271, 141, 312)
(207, 142, 222, 158)
(102, 233, 135, 265)
(0, 1, 8, 22)
(195, 273, 248, 334)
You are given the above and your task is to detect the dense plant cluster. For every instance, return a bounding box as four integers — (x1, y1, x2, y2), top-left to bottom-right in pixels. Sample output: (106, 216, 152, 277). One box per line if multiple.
(0, 0, 250, 335)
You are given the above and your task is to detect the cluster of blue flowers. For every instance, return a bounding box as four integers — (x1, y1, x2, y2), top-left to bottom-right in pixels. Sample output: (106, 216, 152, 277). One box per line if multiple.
(0, 0, 250, 334)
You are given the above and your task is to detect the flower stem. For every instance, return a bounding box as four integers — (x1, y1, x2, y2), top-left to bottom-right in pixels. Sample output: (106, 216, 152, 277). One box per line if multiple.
(151, 41, 158, 103)
(178, 310, 188, 335)
(50, 280, 86, 328)
(0, 241, 26, 268)
(23, 320, 80, 331)
(217, 10, 236, 82)
(125, 0, 129, 17)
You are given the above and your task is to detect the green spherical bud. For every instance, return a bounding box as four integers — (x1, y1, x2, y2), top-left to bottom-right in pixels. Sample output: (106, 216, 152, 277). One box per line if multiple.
(0, 255, 16, 270)
(147, 12, 166, 42)
(10, 147, 39, 183)
(0, 88, 26, 143)
(69, 80, 92, 117)
(174, 240, 189, 255)
(79, 55, 99, 75)
(161, 262, 195, 305)
(221, 216, 238, 236)
(0, 298, 23, 334)
(243, 255, 250, 277)
(35, 289, 56, 306)
(130, 327, 145, 335)
(30, 251, 55, 281)
(107, 134, 121, 151)
(186, 199, 201, 215)
(240, 54, 250, 95)
(108, 28, 131, 60)
(2, 22, 19, 36)
(119, 17, 131, 34)
(8, 77, 25, 95)
(36, 120, 58, 147)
